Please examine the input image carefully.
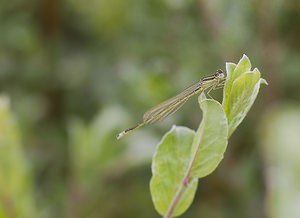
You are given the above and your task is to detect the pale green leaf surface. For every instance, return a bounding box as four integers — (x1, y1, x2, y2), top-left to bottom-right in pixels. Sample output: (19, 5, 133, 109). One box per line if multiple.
(222, 62, 236, 110)
(231, 54, 251, 81)
(150, 126, 198, 216)
(223, 54, 251, 112)
(191, 93, 228, 178)
(225, 69, 265, 136)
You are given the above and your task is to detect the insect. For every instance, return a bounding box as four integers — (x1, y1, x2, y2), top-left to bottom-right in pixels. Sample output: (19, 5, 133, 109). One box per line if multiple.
(116, 69, 226, 139)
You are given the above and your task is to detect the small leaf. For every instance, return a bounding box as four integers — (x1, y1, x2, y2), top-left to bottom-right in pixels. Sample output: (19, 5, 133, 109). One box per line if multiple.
(150, 126, 198, 216)
(223, 54, 251, 113)
(225, 68, 265, 137)
(231, 54, 251, 80)
(191, 93, 228, 178)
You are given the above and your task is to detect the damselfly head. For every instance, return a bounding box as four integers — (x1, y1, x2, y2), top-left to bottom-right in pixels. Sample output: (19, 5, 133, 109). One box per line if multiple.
(215, 69, 225, 79)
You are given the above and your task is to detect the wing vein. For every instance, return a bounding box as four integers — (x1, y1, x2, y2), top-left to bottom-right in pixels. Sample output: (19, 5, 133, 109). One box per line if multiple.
(143, 81, 203, 124)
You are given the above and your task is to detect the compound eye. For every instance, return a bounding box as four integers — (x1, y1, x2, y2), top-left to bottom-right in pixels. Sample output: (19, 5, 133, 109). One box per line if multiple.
(214, 69, 223, 77)
(216, 69, 223, 75)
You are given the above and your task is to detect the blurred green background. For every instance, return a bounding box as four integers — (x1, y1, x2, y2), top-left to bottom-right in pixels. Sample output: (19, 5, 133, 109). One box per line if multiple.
(1, 0, 300, 217)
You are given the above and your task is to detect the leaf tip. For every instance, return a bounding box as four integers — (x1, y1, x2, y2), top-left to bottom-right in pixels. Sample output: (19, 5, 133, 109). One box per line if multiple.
(242, 54, 251, 64)
(260, 78, 268, 85)
(242, 54, 248, 59)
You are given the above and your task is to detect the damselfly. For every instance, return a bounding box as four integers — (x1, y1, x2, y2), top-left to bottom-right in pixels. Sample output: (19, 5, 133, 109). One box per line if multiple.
(116, 69, 226, 139)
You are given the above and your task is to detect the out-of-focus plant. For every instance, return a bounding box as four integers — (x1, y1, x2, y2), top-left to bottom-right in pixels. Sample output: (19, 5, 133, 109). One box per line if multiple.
(69, 106, 128, 186)
(260, 104, 300, 218)
(0, 96, 36, 218)
(67, 105, 157, 217)
(150, 55, 267, 217)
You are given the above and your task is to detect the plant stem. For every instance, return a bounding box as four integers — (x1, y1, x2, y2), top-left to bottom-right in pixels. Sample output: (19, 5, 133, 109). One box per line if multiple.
(164, 129, 204, 218)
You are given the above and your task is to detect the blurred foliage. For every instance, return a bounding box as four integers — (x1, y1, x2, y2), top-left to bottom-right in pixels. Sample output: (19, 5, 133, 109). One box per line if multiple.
(0, 0, 300, 217)
(260, 104, 300, 218)
(0, 96, 36, 218)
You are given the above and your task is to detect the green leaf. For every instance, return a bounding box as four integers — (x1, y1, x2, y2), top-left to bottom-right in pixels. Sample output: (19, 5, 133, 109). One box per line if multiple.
(223, 54, 251, 113)
(223, 55, 267, 137)
(190, 93, 228, 178)
(225, 68, 266, 137)
(150, 94, 228, 217)
(150, 126, 198, 216)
